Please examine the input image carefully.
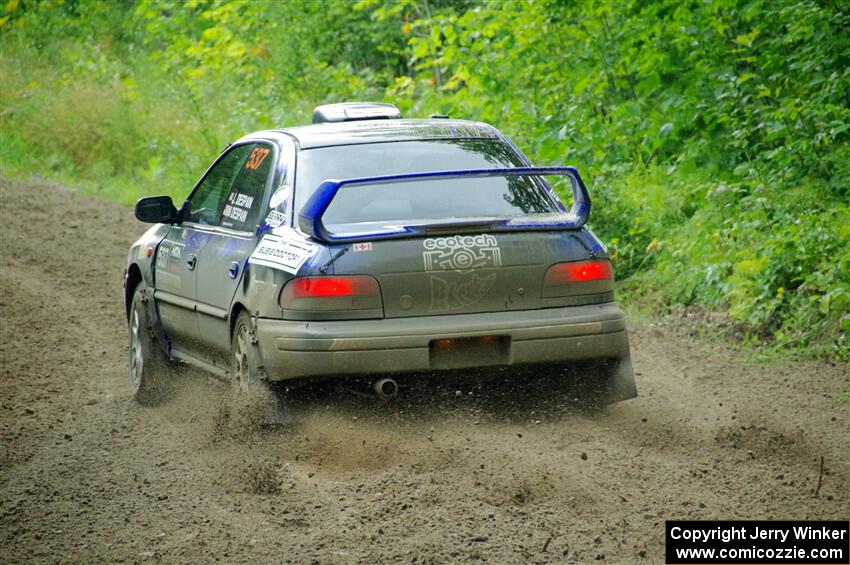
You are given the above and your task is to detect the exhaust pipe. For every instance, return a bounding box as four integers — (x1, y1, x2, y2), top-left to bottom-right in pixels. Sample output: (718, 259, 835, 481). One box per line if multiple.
(373, 378, 398, 399)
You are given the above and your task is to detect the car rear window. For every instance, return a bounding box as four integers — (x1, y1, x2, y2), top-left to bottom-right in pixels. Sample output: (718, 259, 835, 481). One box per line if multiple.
(294, 139, 559, 228)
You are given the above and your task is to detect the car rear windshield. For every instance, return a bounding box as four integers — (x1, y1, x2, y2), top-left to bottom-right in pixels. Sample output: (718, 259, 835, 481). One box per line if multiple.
(294, 139, 560, 228)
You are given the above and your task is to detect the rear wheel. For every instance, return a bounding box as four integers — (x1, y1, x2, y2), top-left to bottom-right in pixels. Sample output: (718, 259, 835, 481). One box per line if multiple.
(128, 284, 173, 405)
(230, 311, 290, 425)
(232, 311, 266, 392)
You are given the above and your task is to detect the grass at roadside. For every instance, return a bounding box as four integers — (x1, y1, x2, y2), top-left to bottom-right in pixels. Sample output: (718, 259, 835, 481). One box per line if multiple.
(1, 1, 847, 360)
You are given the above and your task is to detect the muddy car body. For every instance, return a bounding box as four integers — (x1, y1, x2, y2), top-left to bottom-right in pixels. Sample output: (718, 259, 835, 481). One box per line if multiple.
(125, 103, 636, 405)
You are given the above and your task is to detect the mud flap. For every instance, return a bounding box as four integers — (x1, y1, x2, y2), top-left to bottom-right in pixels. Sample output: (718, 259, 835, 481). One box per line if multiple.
(245, 314, 269, 383)
(605, 355, 638, 404)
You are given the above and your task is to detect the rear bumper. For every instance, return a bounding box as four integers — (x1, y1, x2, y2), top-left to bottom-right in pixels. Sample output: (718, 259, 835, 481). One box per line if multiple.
(255, 303, 633, 388)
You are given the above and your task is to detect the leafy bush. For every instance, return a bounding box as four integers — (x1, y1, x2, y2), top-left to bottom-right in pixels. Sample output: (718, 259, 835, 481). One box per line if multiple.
(1, 0, 847, 357)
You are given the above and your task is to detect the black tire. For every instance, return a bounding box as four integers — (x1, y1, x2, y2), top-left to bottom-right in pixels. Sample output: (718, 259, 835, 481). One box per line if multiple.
(128, 284, 173, 405)
(231, 311, 291, 425)
(231, 311, 267, 392)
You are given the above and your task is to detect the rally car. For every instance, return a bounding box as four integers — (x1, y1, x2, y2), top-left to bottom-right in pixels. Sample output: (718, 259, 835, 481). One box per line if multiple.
(125, 102, 636, 405)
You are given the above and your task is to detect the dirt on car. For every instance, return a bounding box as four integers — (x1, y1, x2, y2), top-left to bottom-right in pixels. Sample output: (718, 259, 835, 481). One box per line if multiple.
(1, 177, 847, 564)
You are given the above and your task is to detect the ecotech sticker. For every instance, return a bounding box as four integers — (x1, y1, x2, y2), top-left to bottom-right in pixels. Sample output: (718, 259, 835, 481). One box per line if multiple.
(422, 234, 502, 272)
(422, 234, 503, 313)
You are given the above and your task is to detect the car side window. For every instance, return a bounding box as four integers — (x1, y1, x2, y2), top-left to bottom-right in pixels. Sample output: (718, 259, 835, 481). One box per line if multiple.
(185, 145, 253, 226)
(219, 143, 274, 232)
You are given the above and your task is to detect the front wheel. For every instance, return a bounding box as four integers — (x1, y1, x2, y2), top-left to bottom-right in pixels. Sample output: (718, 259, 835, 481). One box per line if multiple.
(128, 284, 173, 405)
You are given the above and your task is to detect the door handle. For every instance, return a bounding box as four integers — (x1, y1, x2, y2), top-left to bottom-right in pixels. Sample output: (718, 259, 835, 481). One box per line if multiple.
(228, 261, 239, 279)
(186, 255, 197, 271)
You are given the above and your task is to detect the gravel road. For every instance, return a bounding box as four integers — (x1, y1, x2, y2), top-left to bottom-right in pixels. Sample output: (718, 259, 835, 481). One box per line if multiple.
(1, 177, 847, 564)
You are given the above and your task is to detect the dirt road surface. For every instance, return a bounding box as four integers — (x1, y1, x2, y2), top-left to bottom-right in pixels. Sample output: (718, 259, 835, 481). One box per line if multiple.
(1, 177, 847, 564)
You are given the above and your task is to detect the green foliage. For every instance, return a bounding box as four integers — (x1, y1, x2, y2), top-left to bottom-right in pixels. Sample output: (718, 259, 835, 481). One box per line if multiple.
(1, 0, 847, 357)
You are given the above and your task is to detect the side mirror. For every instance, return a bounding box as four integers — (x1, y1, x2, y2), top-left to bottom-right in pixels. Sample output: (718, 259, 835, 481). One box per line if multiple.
(135, 196, 180, 224)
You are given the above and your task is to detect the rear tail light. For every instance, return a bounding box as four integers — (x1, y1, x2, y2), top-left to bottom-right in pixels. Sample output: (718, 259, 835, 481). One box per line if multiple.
(543, 259, 614, 298)
(280, 275, 383, 316)
(544, 260, 613, 284)
(285, 276, 376, 299)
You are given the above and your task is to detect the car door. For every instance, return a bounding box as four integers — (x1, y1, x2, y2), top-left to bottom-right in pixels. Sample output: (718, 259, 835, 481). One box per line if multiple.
(193, 142, 276, 367)
(154, 144, 253, 358)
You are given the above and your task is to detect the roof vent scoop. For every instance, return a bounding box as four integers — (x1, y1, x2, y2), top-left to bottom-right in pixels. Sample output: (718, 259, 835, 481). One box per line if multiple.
(312, 102, 402, 124)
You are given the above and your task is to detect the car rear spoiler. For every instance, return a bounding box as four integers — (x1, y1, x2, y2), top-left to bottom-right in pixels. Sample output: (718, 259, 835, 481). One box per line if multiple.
(298, 167, 591, 244)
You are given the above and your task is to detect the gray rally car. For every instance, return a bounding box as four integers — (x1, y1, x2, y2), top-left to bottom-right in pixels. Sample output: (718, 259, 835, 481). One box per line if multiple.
(125, 102, 636, 405)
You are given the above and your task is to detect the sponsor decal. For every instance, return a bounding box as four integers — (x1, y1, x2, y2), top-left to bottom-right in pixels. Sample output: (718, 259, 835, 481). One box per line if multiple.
(429, 273, 496, 313)
(248, 234, 317, 274)
(155, 246, 169, 270)
(222, 205, 247, 223)
(245, 146, 270, 170)
(269, 187, 290, 209)
(422, 234, 501, 312)
(222, 192, 255, 224)
(353, 242, 373, 252)
(264, 210, 286, 228)
(155, 244, 182, 270)
(422, 234, 501, 272)
(229, 192, 255, 208)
